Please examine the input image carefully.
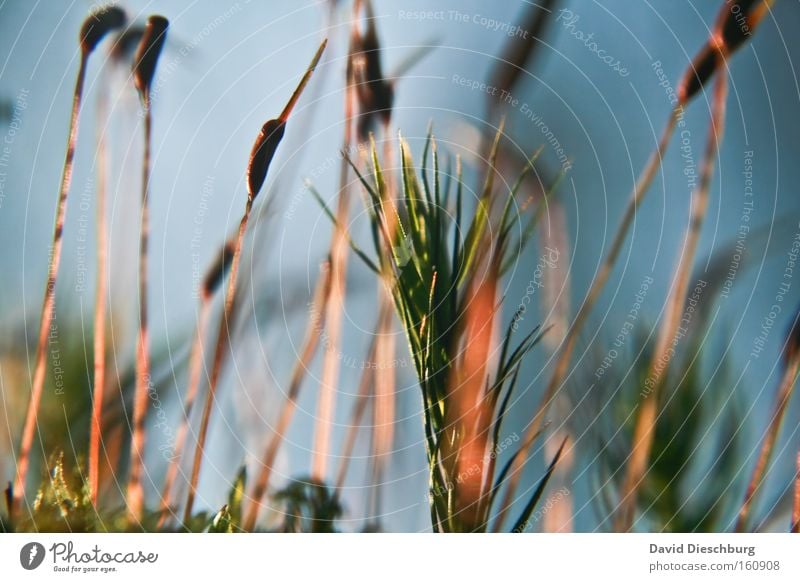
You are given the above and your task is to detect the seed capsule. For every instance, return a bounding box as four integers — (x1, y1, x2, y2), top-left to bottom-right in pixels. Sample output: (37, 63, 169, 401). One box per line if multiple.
(110, 26, 146, 63)
(678, 44, 718, 104)
(133, 15, 169, 101)
(678, 0, 773, 104)
(247, 119, 286, 202)
(352, 1, 393, 139)
(80, 6, 127, 55)
(202, 240, 236, 299)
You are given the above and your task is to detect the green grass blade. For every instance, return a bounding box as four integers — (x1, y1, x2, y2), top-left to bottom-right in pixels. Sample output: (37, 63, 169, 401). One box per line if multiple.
(510, 437, 568, 532)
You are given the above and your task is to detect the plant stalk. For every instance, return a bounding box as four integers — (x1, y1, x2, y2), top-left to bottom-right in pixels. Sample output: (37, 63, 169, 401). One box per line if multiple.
(14, 52, 89, 513)
(127, 100, 153, 521)
(616, 64, 729, 533)
(89, 66, 110, 505)
(736, 349, 800, 532)
(184, 201, 252, 523)
(493, 106, 680, 530)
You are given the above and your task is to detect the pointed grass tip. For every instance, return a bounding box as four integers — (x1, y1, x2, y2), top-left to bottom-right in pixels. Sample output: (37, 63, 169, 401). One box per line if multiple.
(133, 15, 170, 102)
(80, 5, 127, 55)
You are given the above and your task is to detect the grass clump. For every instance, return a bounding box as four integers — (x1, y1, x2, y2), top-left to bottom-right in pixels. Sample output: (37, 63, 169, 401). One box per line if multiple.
(312, 128, 565, 531)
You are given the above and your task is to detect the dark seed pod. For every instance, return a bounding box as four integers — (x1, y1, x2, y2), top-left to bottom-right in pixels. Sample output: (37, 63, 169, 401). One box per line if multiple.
(352, 1, 393, 140)
(678, 44, 718, 104)
(133, 15, 169, 101)
(80, 6, 127, 55)
(245, 39, 325, 201)
(247, 119, 286, 201)
(359, 22, 393, 121)
(110, 26, 146, 63)
(678, 0, 772, 105)
(202, 240, 236, 299)
(488, 0, 557, 108)
(720, 0, 761, 52)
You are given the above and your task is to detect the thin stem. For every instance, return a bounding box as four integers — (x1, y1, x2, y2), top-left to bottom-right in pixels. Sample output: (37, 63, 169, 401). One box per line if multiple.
(616, 66, 729, 533)
(334, 331, 380, 493)
(243, 262, 332, 531)
(127, 99, 153, 521)
(736, 351, 800, 532)
(184, 201, 252, 524)
(365, 294, 395, 526)
(158, 298, 211, 524)
(493, 106, 680, 531)
(13, 52, 89, 513)
(89, 66, 110, 505)
(369, 124, 397, 522)
(310, 52, 356, 482)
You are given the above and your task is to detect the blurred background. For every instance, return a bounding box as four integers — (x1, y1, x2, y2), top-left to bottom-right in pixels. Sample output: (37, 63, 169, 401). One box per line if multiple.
(1, 0, 799, 532)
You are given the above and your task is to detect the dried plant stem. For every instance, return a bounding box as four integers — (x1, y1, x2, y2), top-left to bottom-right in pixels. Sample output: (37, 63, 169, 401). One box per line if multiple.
(128, 19, 170, 518)
(442, 257, 499, 532)
(13, 52, 89, 512)
(184, 202, 252, 523)
(334, 320, 382, 492)
(158, 298, 211, 522)
(243, 262, 332, 531)
(127, 104, 153, 521)
(312, 225, 348, 481)
(493, 107, 679, 531)
(182, 38, 325, 524)
(617, 66, 729, 533)
(736, 350, 800, 532)
(370, 286, 395, 518)
(89, 70, 110, 505)
(311, 69, 356, 482)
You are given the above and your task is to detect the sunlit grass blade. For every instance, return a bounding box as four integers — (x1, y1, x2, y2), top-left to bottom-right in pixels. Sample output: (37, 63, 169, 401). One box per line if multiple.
(510, 436, 568, 533)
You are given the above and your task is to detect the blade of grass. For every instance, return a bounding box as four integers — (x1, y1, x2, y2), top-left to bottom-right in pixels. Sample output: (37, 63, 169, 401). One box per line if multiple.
(306, 182, 379, 273)
(510, 436, 567, 533)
